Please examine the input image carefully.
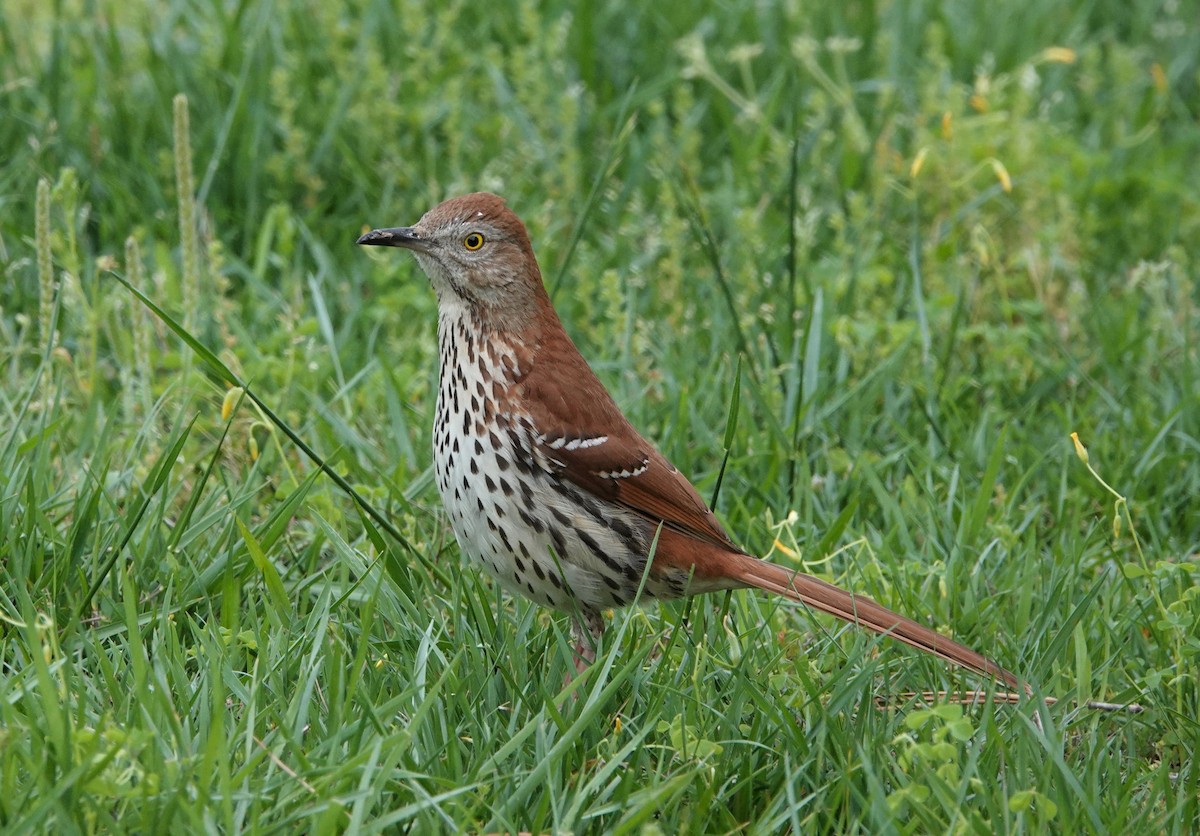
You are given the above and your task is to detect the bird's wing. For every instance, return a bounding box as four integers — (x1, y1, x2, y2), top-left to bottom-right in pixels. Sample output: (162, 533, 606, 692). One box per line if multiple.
(518, 343, 742, 553)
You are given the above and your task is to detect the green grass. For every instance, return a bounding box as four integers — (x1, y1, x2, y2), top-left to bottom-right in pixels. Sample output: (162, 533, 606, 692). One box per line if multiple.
(2, 0, 1199, 831)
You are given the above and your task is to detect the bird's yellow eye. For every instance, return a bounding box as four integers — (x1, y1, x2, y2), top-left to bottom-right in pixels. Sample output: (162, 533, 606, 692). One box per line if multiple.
(463, 232, 485, 251)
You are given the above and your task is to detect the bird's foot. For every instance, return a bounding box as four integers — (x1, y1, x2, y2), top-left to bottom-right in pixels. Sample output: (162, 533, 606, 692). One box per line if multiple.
(566, 611, 604, 683)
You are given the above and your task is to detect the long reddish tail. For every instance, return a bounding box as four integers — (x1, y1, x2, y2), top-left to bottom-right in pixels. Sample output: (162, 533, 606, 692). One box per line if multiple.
(731, 555, 1020, 689)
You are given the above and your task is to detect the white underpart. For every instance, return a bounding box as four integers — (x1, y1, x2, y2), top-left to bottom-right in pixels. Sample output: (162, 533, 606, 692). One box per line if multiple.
(433, 306, 510, 580)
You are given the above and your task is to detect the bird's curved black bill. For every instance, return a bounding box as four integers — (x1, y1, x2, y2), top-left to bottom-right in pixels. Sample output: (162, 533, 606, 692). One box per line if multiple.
(356, 227, 425, 249)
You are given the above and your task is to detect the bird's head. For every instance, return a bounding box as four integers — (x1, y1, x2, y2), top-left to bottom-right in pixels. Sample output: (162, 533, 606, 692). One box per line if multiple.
(358, 192, 546, 330)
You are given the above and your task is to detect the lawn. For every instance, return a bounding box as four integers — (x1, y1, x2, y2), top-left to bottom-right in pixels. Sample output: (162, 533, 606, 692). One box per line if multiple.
(2, 0, 1198, 832)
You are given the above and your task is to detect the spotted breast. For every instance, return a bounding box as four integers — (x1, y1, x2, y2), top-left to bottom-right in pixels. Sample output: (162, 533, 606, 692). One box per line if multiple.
(432, 301, 688, 615)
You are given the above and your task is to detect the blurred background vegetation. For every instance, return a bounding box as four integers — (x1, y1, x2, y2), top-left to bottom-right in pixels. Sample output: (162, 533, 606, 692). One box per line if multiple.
(2, 0, 1198, 831)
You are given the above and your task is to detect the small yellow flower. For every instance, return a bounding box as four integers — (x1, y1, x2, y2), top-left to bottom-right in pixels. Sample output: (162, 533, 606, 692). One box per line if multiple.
(773, 538, 797, 559)
(1151, 62, 1167, 95)
(990, 159, 1012, 193)
(969, 94, 988, 113)
(940, 111, 953, 141)
(1070, 432, 1089, 465)
(221, 386, 243, 421)
(1041, 47, 1077, 64)
(614, 715, 623, 734)
(910, 148, 928, 179)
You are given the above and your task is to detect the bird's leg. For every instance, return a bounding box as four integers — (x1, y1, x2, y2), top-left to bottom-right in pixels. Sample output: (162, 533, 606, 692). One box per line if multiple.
(569, 610, 604, 675)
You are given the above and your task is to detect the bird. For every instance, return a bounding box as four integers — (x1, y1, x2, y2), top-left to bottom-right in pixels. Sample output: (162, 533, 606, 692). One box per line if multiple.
(357, 192, 1018, 689)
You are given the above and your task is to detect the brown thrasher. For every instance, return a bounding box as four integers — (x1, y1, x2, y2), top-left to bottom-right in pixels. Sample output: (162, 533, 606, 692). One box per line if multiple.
(358, 192, 1018, 688)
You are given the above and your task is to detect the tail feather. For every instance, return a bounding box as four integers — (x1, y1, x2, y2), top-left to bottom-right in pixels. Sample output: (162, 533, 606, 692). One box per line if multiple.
(733, 556, 1020, 689)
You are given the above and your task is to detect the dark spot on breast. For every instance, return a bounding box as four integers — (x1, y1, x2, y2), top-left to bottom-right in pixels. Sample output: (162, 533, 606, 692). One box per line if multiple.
(533, 562, 545, 581)
(610, 518, 634, 539)
(574, 493, 607, 525)
(499, 478, 513, 497)
(578, 526, 638, 584)
(470, 459, 479, 475)
(576, 528, 606, 561)
(549, 526, 568, 559)
(484, 474, 496, 492)
(518, 508, 544, 533)
(495, 455, 510, 471)
(474, 439, 484, 456)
